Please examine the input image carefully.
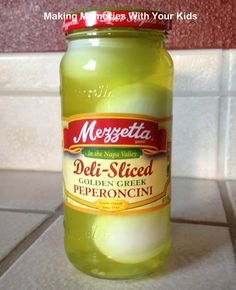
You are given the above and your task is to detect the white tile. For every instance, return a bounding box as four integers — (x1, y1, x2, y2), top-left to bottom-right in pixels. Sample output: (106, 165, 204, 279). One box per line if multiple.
(172, 97, 219, 178)
(172, 178, 226, 223)
(0, 217, 234, 290)
(0, 96, 61, 171)
(0, 51, 222, 96)
(226, 97, 236, 179)
(170, 50, 222, 95)
(0, 171, 62, 211)
(0, 53, 62, 93)
(0, 211, 47, 261)
(226, 181, 236, 219)
(228, 49, 236, 95)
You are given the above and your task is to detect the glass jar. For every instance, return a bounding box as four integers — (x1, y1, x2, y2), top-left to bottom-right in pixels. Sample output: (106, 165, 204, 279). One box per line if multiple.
(61, 9, 173, 279)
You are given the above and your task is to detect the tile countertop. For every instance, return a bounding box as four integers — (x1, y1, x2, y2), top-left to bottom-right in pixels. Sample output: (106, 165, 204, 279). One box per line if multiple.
(0, 171, 235, 290)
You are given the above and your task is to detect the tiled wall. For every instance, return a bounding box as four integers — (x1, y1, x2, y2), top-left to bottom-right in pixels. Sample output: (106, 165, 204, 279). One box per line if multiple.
(0, 49, 235, 179)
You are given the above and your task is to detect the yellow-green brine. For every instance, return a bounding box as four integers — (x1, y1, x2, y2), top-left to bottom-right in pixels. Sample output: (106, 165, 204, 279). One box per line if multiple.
(60, 8, 173, 279)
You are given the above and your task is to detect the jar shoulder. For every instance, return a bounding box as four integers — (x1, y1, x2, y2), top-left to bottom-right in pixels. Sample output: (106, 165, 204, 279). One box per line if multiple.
(161, 48, 174, 69)
(60, 46, 173, 73)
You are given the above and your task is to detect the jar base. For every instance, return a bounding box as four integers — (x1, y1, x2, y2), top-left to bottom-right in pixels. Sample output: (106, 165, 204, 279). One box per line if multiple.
(65, 239, 171, 280)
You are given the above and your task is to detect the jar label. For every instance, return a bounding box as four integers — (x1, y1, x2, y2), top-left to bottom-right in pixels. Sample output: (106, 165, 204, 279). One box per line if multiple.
(63, 113, 171, 215)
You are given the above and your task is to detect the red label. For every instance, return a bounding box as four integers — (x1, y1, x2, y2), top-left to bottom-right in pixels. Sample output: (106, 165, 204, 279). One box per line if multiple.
(63, 114, 169, 154)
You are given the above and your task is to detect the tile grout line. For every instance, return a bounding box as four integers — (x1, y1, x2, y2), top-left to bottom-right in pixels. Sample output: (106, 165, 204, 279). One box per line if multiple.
(0, 91, 221, 98)
(0, 169, 62, 174)
(0, 204, 63, 277)
(172, 176, 218, 182)
(216, 49, 230, 179)
(217, 180, 236, 260)
(0, 91, 59, 97)
(54, 202, 64, 213)
(171, 218, 228, 227)
(0, 208, 54, 215)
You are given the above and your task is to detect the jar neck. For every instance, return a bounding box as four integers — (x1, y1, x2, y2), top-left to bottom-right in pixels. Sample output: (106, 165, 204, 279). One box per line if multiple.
(66, 28, 166, 49)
